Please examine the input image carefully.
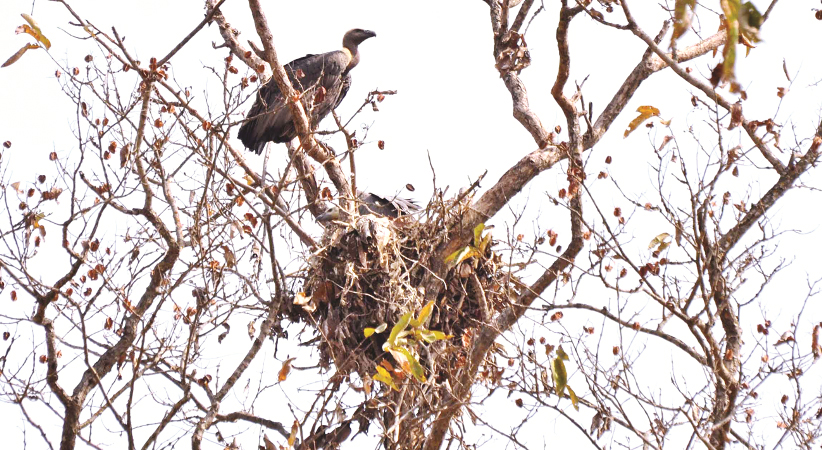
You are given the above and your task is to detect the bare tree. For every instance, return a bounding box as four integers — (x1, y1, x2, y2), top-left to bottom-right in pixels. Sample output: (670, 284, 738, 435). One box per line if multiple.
(1, 1, 820, 449)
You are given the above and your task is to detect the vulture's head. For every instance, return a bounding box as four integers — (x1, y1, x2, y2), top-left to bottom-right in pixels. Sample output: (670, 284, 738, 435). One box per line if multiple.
(343, 29, 377, 50)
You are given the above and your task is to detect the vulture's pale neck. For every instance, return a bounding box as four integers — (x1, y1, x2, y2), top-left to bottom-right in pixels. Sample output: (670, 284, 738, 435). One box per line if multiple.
(342, 43, 361, 71)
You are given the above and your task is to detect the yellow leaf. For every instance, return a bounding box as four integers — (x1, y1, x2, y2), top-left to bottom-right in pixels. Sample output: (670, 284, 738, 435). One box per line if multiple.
(445, 246, 479, 267)
(648, 232, 671, 249)
(444, 245, 469, 264)
(243, 174, 255, 185)
(623, 106, 661, 138)
(364, 323, 387, 338)
(2, 43, 39, 68)
(288, 420, 299, 447)
(566, 385, 580, 411)
(412, 300, 434, 328)
(18, 15, 51, 50)
(478, 229, 493, 254)
(278, 357, 296, 382)
(473, 223, 486, 247)
(373, 367, 399, 391)
(418, 330, 453, 343)
(551, 346, 569, 397)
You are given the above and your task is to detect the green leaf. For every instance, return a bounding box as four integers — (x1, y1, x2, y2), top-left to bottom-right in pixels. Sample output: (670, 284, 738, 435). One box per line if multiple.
(444, 245, 469, 264)
(473, 223, 486, 247)
(739, 1, 762, 53)
(720, 0, 741, 84)
(387, 312, 412, 347)
(672, 0, 696, 42)
(444, 245, 479, 266)
(551, 349, 568, 398)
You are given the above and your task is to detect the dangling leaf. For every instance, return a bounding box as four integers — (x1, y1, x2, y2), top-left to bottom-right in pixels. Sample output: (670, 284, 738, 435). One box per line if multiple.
(551, 360, 567, 398)
(739, 1, 763, 44)
(672, 0, 696, 43)
(719, 0, 741, 86)
(278, 357, 296, 382)
(2, 43, 39, 68)
(287, 420, 299, 447)
(624, 106, 661, 138)
(566, 385, 580, 411)
(648, 232, 671, 250)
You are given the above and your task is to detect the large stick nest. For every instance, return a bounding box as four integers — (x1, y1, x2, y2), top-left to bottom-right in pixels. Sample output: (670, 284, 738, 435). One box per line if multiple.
(282, 195, 517, 385)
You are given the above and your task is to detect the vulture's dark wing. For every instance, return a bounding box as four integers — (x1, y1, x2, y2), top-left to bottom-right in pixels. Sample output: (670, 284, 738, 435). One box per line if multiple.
(357, 193, 421, 218)
(316, 192, 420, 223)
(238, 51, 351, 154)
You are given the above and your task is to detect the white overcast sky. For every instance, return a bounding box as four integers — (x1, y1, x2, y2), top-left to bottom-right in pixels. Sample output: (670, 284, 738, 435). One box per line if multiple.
(1, 0, 822, 448)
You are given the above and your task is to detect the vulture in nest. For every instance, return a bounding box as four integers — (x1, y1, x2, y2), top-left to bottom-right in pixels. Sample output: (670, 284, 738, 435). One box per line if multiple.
(238, 29, 377, 154)
(317, 192, 420, 223)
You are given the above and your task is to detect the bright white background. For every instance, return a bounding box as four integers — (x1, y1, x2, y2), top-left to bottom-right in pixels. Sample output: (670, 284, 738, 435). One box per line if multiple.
(1, 0, 821, 448)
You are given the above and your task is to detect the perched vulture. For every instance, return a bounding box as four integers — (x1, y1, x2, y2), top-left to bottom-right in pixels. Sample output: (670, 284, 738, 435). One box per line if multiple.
(317, 192, 420, 222)
(238, 29, 377, 154)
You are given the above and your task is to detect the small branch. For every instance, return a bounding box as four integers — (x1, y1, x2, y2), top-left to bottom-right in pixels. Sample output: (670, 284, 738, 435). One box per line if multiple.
(158, 0, 228, 66)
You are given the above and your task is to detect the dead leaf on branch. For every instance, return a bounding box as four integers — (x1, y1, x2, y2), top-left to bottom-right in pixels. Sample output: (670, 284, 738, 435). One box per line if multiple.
(624, 106, 663, 138)
(2, 43, 40, 68)
(278, 357, 296, 382)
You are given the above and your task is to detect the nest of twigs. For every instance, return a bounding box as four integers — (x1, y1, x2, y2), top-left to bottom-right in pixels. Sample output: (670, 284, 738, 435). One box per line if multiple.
(283, 195, 516, 385)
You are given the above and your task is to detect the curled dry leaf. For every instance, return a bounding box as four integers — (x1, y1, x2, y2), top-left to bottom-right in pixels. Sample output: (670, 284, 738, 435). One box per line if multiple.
(293, 291, 316, 313)
(278, 357, 296, 382)
(728, 101, 743, 130)
(624, 106, 661, 138)
(2, 43, 40, 68)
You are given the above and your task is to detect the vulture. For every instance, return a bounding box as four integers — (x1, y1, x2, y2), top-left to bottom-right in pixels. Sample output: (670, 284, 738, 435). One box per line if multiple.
(317, 192, 420, 223)
(238, 29, 377, 154)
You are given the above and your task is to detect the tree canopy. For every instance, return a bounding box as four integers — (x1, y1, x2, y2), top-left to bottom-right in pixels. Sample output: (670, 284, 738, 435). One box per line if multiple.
(1, 1, 821, 449)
